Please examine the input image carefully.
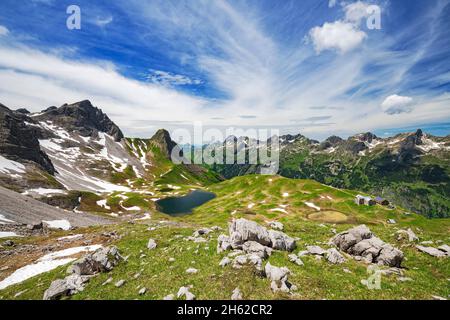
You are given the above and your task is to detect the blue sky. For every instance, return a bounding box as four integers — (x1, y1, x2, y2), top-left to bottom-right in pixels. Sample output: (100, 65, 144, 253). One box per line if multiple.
(0, 0, 449, 140)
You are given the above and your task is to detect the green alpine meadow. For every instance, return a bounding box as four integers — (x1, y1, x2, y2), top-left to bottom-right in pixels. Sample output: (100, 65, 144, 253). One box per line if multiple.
(0, 0, 449, 304)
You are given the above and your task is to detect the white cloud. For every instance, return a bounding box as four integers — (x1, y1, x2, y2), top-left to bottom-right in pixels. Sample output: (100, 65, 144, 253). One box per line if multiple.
(147, 69, 202, 86)
(0, 25, 9, 36)
(0, 1, 448, 140)
(329, 0, 337, 8)
(381, 94, 414, 114)
(309, 21, 367, 53)
(344, 1, 371, 24)
(0, 45, 211, 136)
(93, 16, 113, 27)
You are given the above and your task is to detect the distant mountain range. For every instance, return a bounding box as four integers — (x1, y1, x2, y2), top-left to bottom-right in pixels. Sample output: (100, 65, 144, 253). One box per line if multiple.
(0, 100, 448, 218)
(206, 129, 450, 218)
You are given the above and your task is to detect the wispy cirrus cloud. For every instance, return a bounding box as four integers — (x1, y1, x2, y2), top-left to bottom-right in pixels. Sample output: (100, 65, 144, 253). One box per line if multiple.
(147, 69, 202, 86)
(0, 0, 449, 140)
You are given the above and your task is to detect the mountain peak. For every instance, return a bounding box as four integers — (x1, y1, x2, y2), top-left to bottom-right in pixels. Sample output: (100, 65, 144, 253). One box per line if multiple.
(150, 129, 178, 159)
(34, 100, 124, 141)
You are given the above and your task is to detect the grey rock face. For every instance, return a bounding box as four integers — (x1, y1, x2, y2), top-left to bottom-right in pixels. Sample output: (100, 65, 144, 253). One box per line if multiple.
(219, 257, 231, 267)
(332, 225, 373, 251)
(43, 274, 90, 300)
(229, 218, 272, 248)
(232, 254, 263, 271)
(268, 221, 284, 231)
(33, 100, 124, 141)
(326, 248, 346, 264)
(242, 241, 272, 259)
(288, 254, 304, 266)
(227, 218, 296, 251)
(177, 286, 196, 300)
(306, 245, 327, 256)
(265, 262, 293, 293)
(268, 230, 296, 251)
(68, 246, 122, 275)
(217, 234, 232, 253)
(396, 228, 419, 242)
(416, 245, 448, 257)
(0, 103, 55, 174)
(331, 225, 403, 267)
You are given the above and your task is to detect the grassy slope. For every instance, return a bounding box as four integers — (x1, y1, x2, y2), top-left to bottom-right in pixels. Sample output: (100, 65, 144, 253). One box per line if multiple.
(279, 145, 450, 218)
(1, 175, 449, 300)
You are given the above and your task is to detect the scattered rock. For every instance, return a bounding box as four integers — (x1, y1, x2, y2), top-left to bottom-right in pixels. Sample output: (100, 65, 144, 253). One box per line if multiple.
(217, 234, 232, 253)
(138, 287, 147, 295)
(306, 245, 327, 256)
(115, 279, 126, 288)
(102, 277, 113, 286)
(268, 230, 296, 251)
(168, 257, 175, 262)
(416, 245, 447, 257)
(43, 274, 90, 300)
(331, 225, 403, 267)
(438, 245, 450, 255)
(231, 287, 243, 300)
(398, 277, 413, 282)
(232, 254, 263, 271)
(229, 218, 271, 248)
(242, 241, 272, 259)
(431, 295, 447, 301)
(265, 262, 293, 293)
(288, 254, 304, 266)
(268, 221, 284, 231)
(193, 228, 212, 237)
(68, 246, 122, 275)
(396, 228, 419, 242)
(379, 267, 404, 277)
(387, 219, 396, 224)
(343, 268, 352, 274)
(147, 239, 157, 250)
(163, 294, 175, 300)
(219, 257, 231, 267)
(326, 248, 346, 264)
(177, 286, 196, 300)
(186, 268, 198, 274)
(2, 240, 14, 247)
(27, 222, 43, 230)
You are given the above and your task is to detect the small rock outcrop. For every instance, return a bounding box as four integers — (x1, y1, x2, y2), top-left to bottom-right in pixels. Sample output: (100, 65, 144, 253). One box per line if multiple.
(265, 262, 295, 293)
(225, 218, 296, 252)
(68, 246, 123, 275)
(44, 246, 122, 300)
(267, 221, 284, 231)
(326, 248, 346, 264)
(416, 245, 449, 257)
(331, 225, 404, 267)
(242, 241, 272, 259)
(177, 286, 196, 300)
(228, 218, 272, 248)
(396, 228, 419, 242)
(43, 274, 90, 300)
